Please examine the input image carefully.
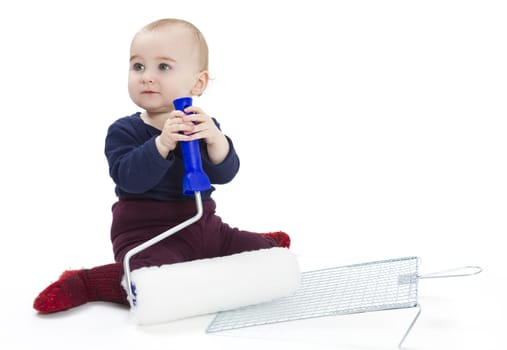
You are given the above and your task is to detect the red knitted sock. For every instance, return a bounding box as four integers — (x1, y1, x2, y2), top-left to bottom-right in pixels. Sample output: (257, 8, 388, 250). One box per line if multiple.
(33, 262, 128, 314)
(261, 231, 291, 248)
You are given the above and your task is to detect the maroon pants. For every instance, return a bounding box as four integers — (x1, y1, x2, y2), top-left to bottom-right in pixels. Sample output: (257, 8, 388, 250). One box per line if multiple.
(111, 198, 276, 271)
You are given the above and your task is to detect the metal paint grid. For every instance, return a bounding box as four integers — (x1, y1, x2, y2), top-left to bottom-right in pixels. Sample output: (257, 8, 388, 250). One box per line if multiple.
(207, 256, 419, 333)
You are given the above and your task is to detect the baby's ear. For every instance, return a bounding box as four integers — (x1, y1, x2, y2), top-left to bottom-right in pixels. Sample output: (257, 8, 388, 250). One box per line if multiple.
(191, 70, 209, 96)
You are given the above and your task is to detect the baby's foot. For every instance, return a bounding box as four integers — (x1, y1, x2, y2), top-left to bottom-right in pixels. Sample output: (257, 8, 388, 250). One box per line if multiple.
(33, 263, 128, 314)
(262, 231, 291, 248)
(33, 270, 88, 313)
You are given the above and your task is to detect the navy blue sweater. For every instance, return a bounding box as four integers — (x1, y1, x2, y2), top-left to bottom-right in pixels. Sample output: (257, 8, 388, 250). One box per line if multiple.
(104, 112, 240, 201)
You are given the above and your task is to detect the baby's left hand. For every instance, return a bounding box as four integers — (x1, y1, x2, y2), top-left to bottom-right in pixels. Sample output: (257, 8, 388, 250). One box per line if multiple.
(182, 106, 223, 145)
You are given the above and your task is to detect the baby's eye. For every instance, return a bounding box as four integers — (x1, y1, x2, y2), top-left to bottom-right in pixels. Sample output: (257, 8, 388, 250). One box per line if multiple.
(159, 63, 172, 71)
(132, 63, 144, 71)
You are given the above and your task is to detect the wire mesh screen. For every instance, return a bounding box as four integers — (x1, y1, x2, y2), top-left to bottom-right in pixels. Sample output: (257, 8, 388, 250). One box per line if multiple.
(207, 256, 419, 333)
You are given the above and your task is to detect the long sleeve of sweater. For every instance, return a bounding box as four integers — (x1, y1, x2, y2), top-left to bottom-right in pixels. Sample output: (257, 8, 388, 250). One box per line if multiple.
(104, 113, 240, 200)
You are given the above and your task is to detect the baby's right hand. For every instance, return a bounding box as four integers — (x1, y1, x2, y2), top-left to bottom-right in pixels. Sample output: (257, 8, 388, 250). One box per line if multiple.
(155, 110, 195, 157)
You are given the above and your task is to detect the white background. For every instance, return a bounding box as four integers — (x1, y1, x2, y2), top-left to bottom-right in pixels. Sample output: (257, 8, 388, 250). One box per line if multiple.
(1, 0, 505, 349)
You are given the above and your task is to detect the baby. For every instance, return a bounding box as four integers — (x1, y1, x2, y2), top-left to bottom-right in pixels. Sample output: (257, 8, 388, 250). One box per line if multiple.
(33, 18, 290, 313)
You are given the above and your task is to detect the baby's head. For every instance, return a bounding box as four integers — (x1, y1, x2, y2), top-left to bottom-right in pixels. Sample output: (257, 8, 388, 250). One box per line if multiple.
(128, 19, 209, 112)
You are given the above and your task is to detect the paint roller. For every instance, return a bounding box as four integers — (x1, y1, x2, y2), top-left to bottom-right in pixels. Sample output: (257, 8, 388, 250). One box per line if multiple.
(122, 97, 300, 325)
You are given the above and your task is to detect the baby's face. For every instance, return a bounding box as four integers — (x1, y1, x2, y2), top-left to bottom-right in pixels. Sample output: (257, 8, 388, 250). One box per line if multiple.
(128, 25, 203, 113)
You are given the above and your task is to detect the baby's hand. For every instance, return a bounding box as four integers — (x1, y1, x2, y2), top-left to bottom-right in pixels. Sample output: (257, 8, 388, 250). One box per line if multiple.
(181, 106, 223, 145)
(155, 110, 195, 156)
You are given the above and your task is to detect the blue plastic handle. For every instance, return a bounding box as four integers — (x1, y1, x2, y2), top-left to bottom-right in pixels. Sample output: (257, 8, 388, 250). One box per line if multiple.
(173, 97, 211, 195)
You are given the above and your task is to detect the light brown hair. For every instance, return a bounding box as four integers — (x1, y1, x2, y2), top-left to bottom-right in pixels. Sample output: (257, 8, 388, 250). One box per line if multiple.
(138, 18, 209, 72)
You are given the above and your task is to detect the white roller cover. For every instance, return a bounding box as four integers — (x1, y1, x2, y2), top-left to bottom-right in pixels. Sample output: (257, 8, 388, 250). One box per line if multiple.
(124, 247, 300, 325)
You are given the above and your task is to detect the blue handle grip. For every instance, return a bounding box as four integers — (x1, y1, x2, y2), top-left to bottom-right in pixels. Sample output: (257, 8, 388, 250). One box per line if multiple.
(173, 97, 211, 195)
